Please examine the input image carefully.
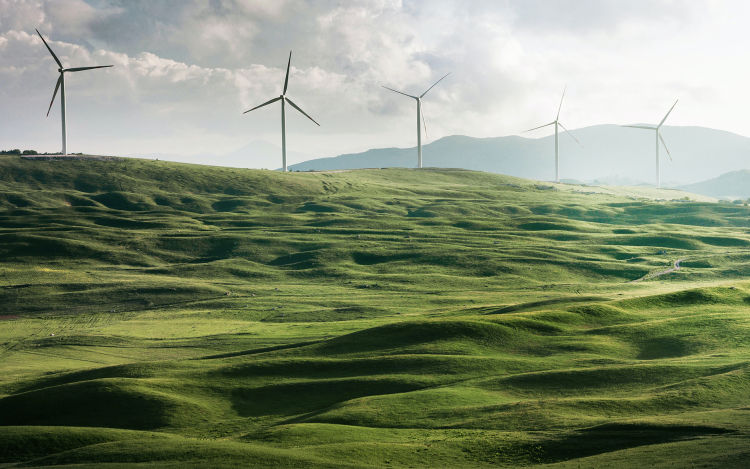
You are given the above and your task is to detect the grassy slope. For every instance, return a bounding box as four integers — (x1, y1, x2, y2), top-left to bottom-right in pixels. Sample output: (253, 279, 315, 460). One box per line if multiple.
(0, 155, 748, 468)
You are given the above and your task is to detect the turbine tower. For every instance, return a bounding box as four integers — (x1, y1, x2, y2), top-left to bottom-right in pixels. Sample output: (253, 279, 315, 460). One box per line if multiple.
(524, 87, 581, 183)
(623, 100, 678, 189)
(36, 29, 113, 155)
(382, 73, 450, 169)
(243, 51, 319, 172)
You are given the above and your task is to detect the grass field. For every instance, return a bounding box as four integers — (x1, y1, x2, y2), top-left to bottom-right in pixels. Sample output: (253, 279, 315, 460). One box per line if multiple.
(0, 155, 748, 468)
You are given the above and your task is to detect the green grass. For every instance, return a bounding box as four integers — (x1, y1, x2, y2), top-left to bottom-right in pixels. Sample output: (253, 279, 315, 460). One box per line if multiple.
(0, 155, 748, 467)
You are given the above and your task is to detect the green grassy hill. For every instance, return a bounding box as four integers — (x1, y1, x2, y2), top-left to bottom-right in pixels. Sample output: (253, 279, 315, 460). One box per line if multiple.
(0, 155, 748, 468)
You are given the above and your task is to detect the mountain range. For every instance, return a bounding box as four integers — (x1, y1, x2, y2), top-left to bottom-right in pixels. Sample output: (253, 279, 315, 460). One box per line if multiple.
(678, 169, 750, 199)
(288, 125, 750, 189)
(133, 125, 750, 199)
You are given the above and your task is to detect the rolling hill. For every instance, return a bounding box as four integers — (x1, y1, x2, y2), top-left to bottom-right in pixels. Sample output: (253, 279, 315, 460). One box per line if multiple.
(0, 155, 749, 468)
(289, 125, 750, 186)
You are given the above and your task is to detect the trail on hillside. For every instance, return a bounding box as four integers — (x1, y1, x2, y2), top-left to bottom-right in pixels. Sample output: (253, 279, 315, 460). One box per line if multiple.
(631, 258, 684, 283)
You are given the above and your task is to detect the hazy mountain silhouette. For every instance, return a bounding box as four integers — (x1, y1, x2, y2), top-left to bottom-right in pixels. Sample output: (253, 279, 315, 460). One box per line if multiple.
(289, 125, 750, 185)
(678, 170, 750, 199)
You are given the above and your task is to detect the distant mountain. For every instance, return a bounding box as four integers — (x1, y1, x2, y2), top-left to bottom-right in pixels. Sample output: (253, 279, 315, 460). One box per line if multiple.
(678, 170, 750, 199)
(289, 125, 750, 185)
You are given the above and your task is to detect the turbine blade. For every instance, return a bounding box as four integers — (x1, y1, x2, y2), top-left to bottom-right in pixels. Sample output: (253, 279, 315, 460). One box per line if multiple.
(659, 132, 673, 161)
(420, 103, 427, 138)
(46, 74, 62, 117)
(558, 122, 582, 146)
(242, 96, 282, 114)
(283, 51, 292, 94)
(64, 65, 113, 72)
(523, 121, 556, 133)
(382, 85, 417, 99)
(420, 72, 450, 98)
(658, 99, 678, 128)
(556, 85, 566, 120)
(622, 125, 657, 130)
(36, 28, 62, 68)
(285, 97, 320, 126)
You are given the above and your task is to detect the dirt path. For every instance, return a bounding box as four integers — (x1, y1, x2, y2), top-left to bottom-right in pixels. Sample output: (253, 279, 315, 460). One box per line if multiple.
(631, 258, 684, 283)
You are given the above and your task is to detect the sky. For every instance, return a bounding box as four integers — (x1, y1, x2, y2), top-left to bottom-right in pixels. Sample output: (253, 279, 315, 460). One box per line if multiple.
(2, 0, 750, 168)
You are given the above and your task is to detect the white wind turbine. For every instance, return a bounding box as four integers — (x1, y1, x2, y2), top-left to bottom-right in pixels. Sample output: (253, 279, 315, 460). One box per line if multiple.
(36, 29, 113, 155)
(524, 87, 581, 183)
(382, 73, 450, 169)
(243, 51, 319, 172)
(623, 100, 678, 189)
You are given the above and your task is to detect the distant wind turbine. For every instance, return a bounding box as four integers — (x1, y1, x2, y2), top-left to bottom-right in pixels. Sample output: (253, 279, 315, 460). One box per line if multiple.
(382, 73, 450, 169)
(622, 100, 678, 189)
(36, 29, 113, 156)
(243, 51, 319, 172)
(524, 87, 581, 183)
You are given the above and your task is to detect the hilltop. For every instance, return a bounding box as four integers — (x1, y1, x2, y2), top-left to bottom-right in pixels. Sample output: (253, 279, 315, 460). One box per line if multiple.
(0, 155, 749, 468)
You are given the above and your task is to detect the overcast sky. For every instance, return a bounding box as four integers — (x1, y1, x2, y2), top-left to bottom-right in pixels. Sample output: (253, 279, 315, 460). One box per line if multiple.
(2, 0, 750, 167)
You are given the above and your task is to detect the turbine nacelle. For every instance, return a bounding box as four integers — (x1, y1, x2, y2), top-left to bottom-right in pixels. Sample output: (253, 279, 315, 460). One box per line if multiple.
(621, 99, 679, 188)
(243, 51, 320, 172)
(522, 86, 582, 183)
(36, 28, 113, 155)
(382, 73, 451, 168)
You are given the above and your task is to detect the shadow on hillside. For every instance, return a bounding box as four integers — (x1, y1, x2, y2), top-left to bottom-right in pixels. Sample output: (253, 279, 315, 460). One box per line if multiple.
(535, 423, 733, 464)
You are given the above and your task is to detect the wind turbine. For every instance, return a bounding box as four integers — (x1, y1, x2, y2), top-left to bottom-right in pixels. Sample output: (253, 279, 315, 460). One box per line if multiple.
(524, 87, 581, 183)
(243, 51, 319, 172)
(382, 73, 450, 169)
(36, 29, 113, 155)
(623, 100, 678, 189)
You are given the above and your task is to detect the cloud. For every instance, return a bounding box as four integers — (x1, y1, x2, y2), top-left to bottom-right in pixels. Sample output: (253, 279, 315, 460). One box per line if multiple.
(506, 0, 699, 34)
(42, 0, 123, 36)
(0, 0, 46, 31)
(1, 0, 750, 165)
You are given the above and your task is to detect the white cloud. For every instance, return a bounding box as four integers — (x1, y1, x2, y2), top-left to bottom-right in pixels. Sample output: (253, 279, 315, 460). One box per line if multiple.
(1, 0, 750, 165)
(42, 0, 122, 36)
(0, 0, 46, 31)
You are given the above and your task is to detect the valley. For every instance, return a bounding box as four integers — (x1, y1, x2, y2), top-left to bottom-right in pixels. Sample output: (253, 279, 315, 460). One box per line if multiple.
(0, 156, 749, 468)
